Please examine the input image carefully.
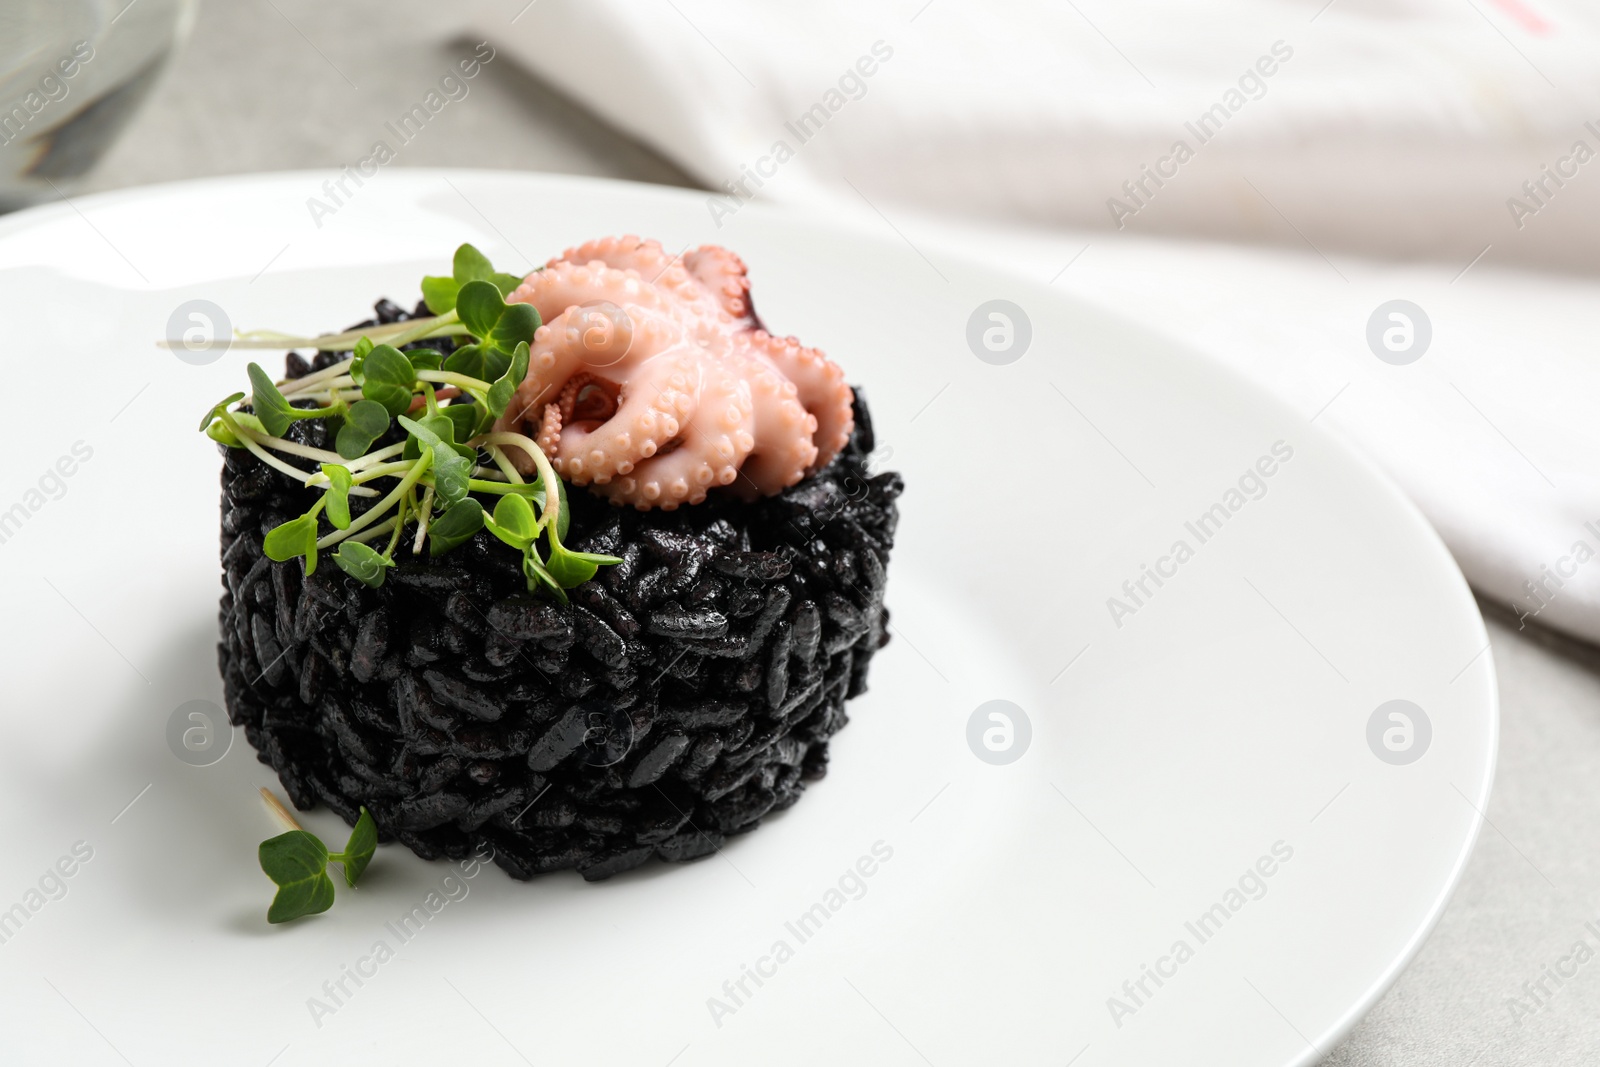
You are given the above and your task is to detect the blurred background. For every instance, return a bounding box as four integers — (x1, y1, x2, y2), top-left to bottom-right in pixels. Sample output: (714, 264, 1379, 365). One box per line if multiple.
(7, 1, 1600, 1063)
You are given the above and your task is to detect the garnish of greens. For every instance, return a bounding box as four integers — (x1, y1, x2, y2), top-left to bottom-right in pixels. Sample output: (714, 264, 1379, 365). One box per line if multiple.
(197, 244, 620, 602)
(257, 789, 377, 923)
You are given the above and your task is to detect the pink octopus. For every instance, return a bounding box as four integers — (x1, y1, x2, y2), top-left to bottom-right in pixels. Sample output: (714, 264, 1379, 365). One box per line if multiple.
(493, 236, 855, 510)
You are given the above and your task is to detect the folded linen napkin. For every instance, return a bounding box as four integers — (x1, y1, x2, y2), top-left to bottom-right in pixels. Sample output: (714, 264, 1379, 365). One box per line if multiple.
(473, 0, 1600, 643)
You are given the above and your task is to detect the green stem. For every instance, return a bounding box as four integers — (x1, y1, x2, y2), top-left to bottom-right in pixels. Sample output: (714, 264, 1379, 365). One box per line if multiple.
(410, 474, 542, 498)
(417, 369, 494, 394)
(382, 499, 407, 558)
(283, 374, 355, 396)
(476, 432, 558, 534)
(219, 410, 320, 488)
(283, 405, 345, 423)
(278, 359, 352, 396)
(412, 486, 436, 554)
(346, 461, 416, 486)
(230, 310, 464, 352)
(233, 424, 378, 495)
(463, 478, 543, 497)
(343, 443, 406, 473)
(335, 516, 398, 549)
(290, 388, 365, 406)
(387, 309, 462, 348)
(316, 453, 432, 550)
(486, 444, 525, 484)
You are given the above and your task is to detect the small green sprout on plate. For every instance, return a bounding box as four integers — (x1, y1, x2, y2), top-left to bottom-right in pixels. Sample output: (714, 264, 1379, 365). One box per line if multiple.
(257, 788, 377, 924)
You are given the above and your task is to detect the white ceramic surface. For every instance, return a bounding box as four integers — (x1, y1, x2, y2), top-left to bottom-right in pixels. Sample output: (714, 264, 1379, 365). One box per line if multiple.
(0, 170, 1495, 1066)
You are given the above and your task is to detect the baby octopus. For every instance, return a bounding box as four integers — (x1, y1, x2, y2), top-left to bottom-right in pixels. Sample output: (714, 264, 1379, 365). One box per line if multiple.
(493, 236, 855, 510)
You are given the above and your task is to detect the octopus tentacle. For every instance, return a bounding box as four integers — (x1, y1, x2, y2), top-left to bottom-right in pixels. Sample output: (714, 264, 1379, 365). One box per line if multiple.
(502, 302, 659, 428)
(739, 330, 854, 472)
(534, 373, 607, 466)
(545, 236, 732, 327)
(553, 354, 700, 485)
(724, 348, 818, 499)
(498, 304, 681, 480)
(508, 262, 683, 332)
(595, 365, 755, 510)
(549, 234, 669, 275)
(683, 245, 756, 328)
(535, 400, 562, 460)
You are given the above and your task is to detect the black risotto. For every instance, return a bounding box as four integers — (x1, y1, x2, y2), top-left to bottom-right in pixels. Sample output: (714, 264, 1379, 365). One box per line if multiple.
(217, 300, 903, 881)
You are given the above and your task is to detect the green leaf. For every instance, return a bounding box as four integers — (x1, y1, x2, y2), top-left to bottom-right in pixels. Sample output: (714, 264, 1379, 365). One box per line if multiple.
(540, 476, 621, 589)
(422, 243, 508, 313)
(440, 403, 479, 445)
(230, 412, 267, 436)
(443, 342, 491, 382)
(361, 344, 417, 417)
(333, 540, 393, 588)
(428, 498, 485, 556)
(455, 280, 506, 340)
(450, 347, 513, 385)
(433, 450, 471, 506)
(399, 416, 471, 505)
(489, 302, 539, 353)
(402, 413, 452, 450)
(523, 544, 566, 602)
(453, 243, 495, 283)
(333, 807, 377, 887)
(321, 464, 353, 529)
(486, 379, 513, 421)
(336, 399, 390, 459)
(263, 514, 319, 570)
(507, 339, 530, 387)
(199, 391, 246, 433)
(487, 340, 531, 418)
(406, 348, 444, 372)
(546, 545, 622, 589)
(420, 275, 459, 315)
(247, 363, 296, 438)
(205, 420, 241, 447)
(259, 830, 335, 923)
(399, 412, 472, 462)
(481, 347, 511, 383)
(553, 473, 572, 541)
(489, 271, 524, 297)
(349, 335, 375, 385)
(208, 411, 267, 446)
(485, 493, 538, 549)
(545, 551, 598, 588)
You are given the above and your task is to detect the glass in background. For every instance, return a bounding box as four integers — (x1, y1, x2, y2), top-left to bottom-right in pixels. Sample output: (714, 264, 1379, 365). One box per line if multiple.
(0, 0, 196, 213)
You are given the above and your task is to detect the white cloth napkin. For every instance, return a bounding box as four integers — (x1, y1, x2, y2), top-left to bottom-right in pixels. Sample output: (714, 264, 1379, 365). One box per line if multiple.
(474, 0, 1600, 644)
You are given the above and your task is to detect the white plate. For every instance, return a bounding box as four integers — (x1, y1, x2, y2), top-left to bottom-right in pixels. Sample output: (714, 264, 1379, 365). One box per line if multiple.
(0, 171, 1495, 1067)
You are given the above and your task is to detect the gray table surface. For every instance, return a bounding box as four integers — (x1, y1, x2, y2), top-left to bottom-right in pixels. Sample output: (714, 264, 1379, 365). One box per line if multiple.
(69, 2, 1600, 1063)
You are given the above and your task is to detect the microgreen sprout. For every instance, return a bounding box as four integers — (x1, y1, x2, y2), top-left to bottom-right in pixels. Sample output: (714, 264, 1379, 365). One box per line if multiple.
(257, 788, 378, 923)
(420, 242, 526, 316)
(195, 244, 620, 596)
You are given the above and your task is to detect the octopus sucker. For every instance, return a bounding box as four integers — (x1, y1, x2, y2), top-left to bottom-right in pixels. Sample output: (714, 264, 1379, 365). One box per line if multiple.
(494, 236, 856, 510)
